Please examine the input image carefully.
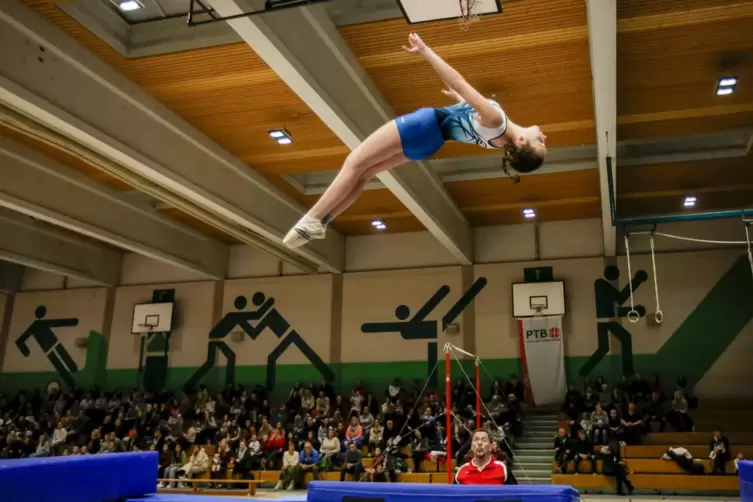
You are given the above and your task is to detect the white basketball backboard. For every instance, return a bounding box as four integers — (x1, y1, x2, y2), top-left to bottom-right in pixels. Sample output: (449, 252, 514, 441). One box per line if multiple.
(512, 281, 565, 318)
(398, 0, 502, 23)
(131, 302, 174, 334)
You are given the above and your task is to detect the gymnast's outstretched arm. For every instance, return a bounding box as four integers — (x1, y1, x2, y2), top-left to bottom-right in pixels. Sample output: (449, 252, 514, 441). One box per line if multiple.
(404, 33, 502, 128)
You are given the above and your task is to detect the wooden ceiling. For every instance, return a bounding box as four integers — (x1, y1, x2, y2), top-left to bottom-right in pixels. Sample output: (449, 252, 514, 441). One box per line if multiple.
(19, 0, 753, 241)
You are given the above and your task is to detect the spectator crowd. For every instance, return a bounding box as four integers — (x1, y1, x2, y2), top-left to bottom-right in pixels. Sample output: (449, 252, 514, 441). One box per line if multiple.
(0, 374, 527, 490)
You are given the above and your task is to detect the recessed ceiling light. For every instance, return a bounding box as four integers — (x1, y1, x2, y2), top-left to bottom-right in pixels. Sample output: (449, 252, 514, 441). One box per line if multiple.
(375, 224, 387, 230)
(277, 137, 292, 145)
(684, 196, 696, 207)
(523, 208, 536, 218)
(268, 130, 285, 138)
(371, 220, 384, 227)
(118, 0, 142, 12)
(715, 76, 737, 96)
(719, 77, 737, 87)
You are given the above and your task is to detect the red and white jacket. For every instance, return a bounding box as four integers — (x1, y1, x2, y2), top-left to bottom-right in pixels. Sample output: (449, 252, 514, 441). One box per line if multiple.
(455, 456, 507, 485)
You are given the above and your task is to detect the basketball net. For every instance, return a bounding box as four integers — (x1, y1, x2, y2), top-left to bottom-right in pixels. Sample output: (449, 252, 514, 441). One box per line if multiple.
(459, 0, 481, 30)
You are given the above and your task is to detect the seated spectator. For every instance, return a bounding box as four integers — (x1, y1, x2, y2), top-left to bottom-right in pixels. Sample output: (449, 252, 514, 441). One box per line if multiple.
(262, 433, 282, 470)
(642, 392, 666, 432)
(340, 442, 364, 482)
(181, 445, 209, 480)
(620, 403, 644, 445)
(210, 451, 227, 484)
(506, 375, 524, 403)
(30, 434, 51, 458)
(598, 384, 612, 412)
(553, 427, 570, 473)
(582, 386, 597, 414)
(300, 389, 315, 415)
(294, 441, 321, 488)
(631, 373, 651, 402)
(490, 440, 504, 461)
(315, 392, 330, 417)
(369, 421, 383, 452)
(666, 391, 693, 432)
(275, 441, 299, 491)
(569, 429, 596, 474)
(233, 439, 257, 479)
(710, 429, 730, 475)
(163, 444, 186, 487)
(158, 443, 173, 478)
(589, 403, 609, 445)
(319, 428, 341, 470)
(410, 429, 430, 472)
(52, 421, 68, 455)
(345, 417, 364, 448)
(366, 447, 388, 482)
(359, 407, 375, 431)
(607, 409, 623, 444)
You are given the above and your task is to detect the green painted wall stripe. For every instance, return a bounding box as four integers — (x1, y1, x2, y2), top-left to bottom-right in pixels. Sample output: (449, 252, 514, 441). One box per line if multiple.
(654, 255, 753, 388)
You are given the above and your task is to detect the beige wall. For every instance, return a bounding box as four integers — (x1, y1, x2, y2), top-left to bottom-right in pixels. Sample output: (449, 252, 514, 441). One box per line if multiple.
(108, 281, 217, 369)
(3, 220, 752, 398)
(3, 288, 107, 372)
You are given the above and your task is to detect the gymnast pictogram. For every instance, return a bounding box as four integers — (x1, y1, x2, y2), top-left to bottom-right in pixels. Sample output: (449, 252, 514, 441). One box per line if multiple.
(580, 266, 648, 377)
(361, 278, 487, 384)
(15, 305, 79, 389)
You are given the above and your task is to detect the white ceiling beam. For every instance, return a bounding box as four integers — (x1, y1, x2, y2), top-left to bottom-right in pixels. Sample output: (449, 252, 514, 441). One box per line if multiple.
(0, 138, 228, 280)
(586, 0, 618, 256)
(0, 210, 122, 286)
(0, 0, 343, 273)
(209, 0, 474, 264)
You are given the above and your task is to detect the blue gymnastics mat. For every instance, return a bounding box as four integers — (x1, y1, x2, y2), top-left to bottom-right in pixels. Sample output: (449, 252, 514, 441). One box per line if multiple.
(128, 495, 307, 502)
(307, 481, 580, 502)
(741, 460, 752, 502)
(0, 452, 158, 502)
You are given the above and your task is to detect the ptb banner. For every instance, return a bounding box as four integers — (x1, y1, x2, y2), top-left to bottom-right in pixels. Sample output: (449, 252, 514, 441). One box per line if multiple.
(517, 316, 566, 406)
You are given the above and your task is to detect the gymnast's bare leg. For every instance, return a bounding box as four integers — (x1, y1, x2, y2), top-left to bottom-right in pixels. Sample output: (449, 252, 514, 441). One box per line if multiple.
(282, 122, 408, 248)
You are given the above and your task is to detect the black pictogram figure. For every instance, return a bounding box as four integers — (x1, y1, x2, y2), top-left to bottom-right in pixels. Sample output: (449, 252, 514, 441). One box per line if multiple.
(16, 305, 79, 389)
(361, 278, 487, 385)
(580, 266, 648, 377)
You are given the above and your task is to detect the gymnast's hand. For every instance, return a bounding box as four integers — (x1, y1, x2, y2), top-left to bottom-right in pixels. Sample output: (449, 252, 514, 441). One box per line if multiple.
(402, 33, 427, 55)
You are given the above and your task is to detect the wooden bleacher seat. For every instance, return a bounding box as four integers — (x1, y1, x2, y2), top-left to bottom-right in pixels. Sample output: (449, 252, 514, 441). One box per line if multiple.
(625, 444, 749, 458)
(644, 432, 753, 445)
(552, 473, 739, 492)
(157, 478, 263, 496)
(626, 458, 736, 475)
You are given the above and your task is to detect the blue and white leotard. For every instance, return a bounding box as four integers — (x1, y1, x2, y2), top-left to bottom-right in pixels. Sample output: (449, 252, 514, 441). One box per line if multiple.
(395, 99, 508, 161)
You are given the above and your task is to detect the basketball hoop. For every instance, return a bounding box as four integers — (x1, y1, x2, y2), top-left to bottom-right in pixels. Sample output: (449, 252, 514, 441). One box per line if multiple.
(532, 306, 545, 317)
(137, 322, 158, 336)
(458, 0, 481, 30)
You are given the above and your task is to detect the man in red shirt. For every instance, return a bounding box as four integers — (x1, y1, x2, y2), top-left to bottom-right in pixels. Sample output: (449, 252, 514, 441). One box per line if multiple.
(455, 429, 507, 485)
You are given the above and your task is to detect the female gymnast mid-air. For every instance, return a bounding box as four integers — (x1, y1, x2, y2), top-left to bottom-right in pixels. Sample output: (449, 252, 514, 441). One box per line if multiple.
(283, 32, 548, 249)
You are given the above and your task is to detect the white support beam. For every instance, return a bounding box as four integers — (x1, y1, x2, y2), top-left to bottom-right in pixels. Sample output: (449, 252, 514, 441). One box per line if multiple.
(0, 210, 122, 286)
(209, 0, 474, 264)
(0, 138, 228, 280)
(0, 0, 344, 273)
(586, 0, 617, 256)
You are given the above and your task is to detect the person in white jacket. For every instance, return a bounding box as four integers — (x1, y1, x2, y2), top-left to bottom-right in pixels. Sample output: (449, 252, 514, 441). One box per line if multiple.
(275, 441, 300, 491)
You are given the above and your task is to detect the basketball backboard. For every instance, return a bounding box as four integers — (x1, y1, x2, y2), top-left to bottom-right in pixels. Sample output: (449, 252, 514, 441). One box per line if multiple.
(131, 302, 174, 334)
(512, 281, 566, 318)
(397, 0, 502, 24)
